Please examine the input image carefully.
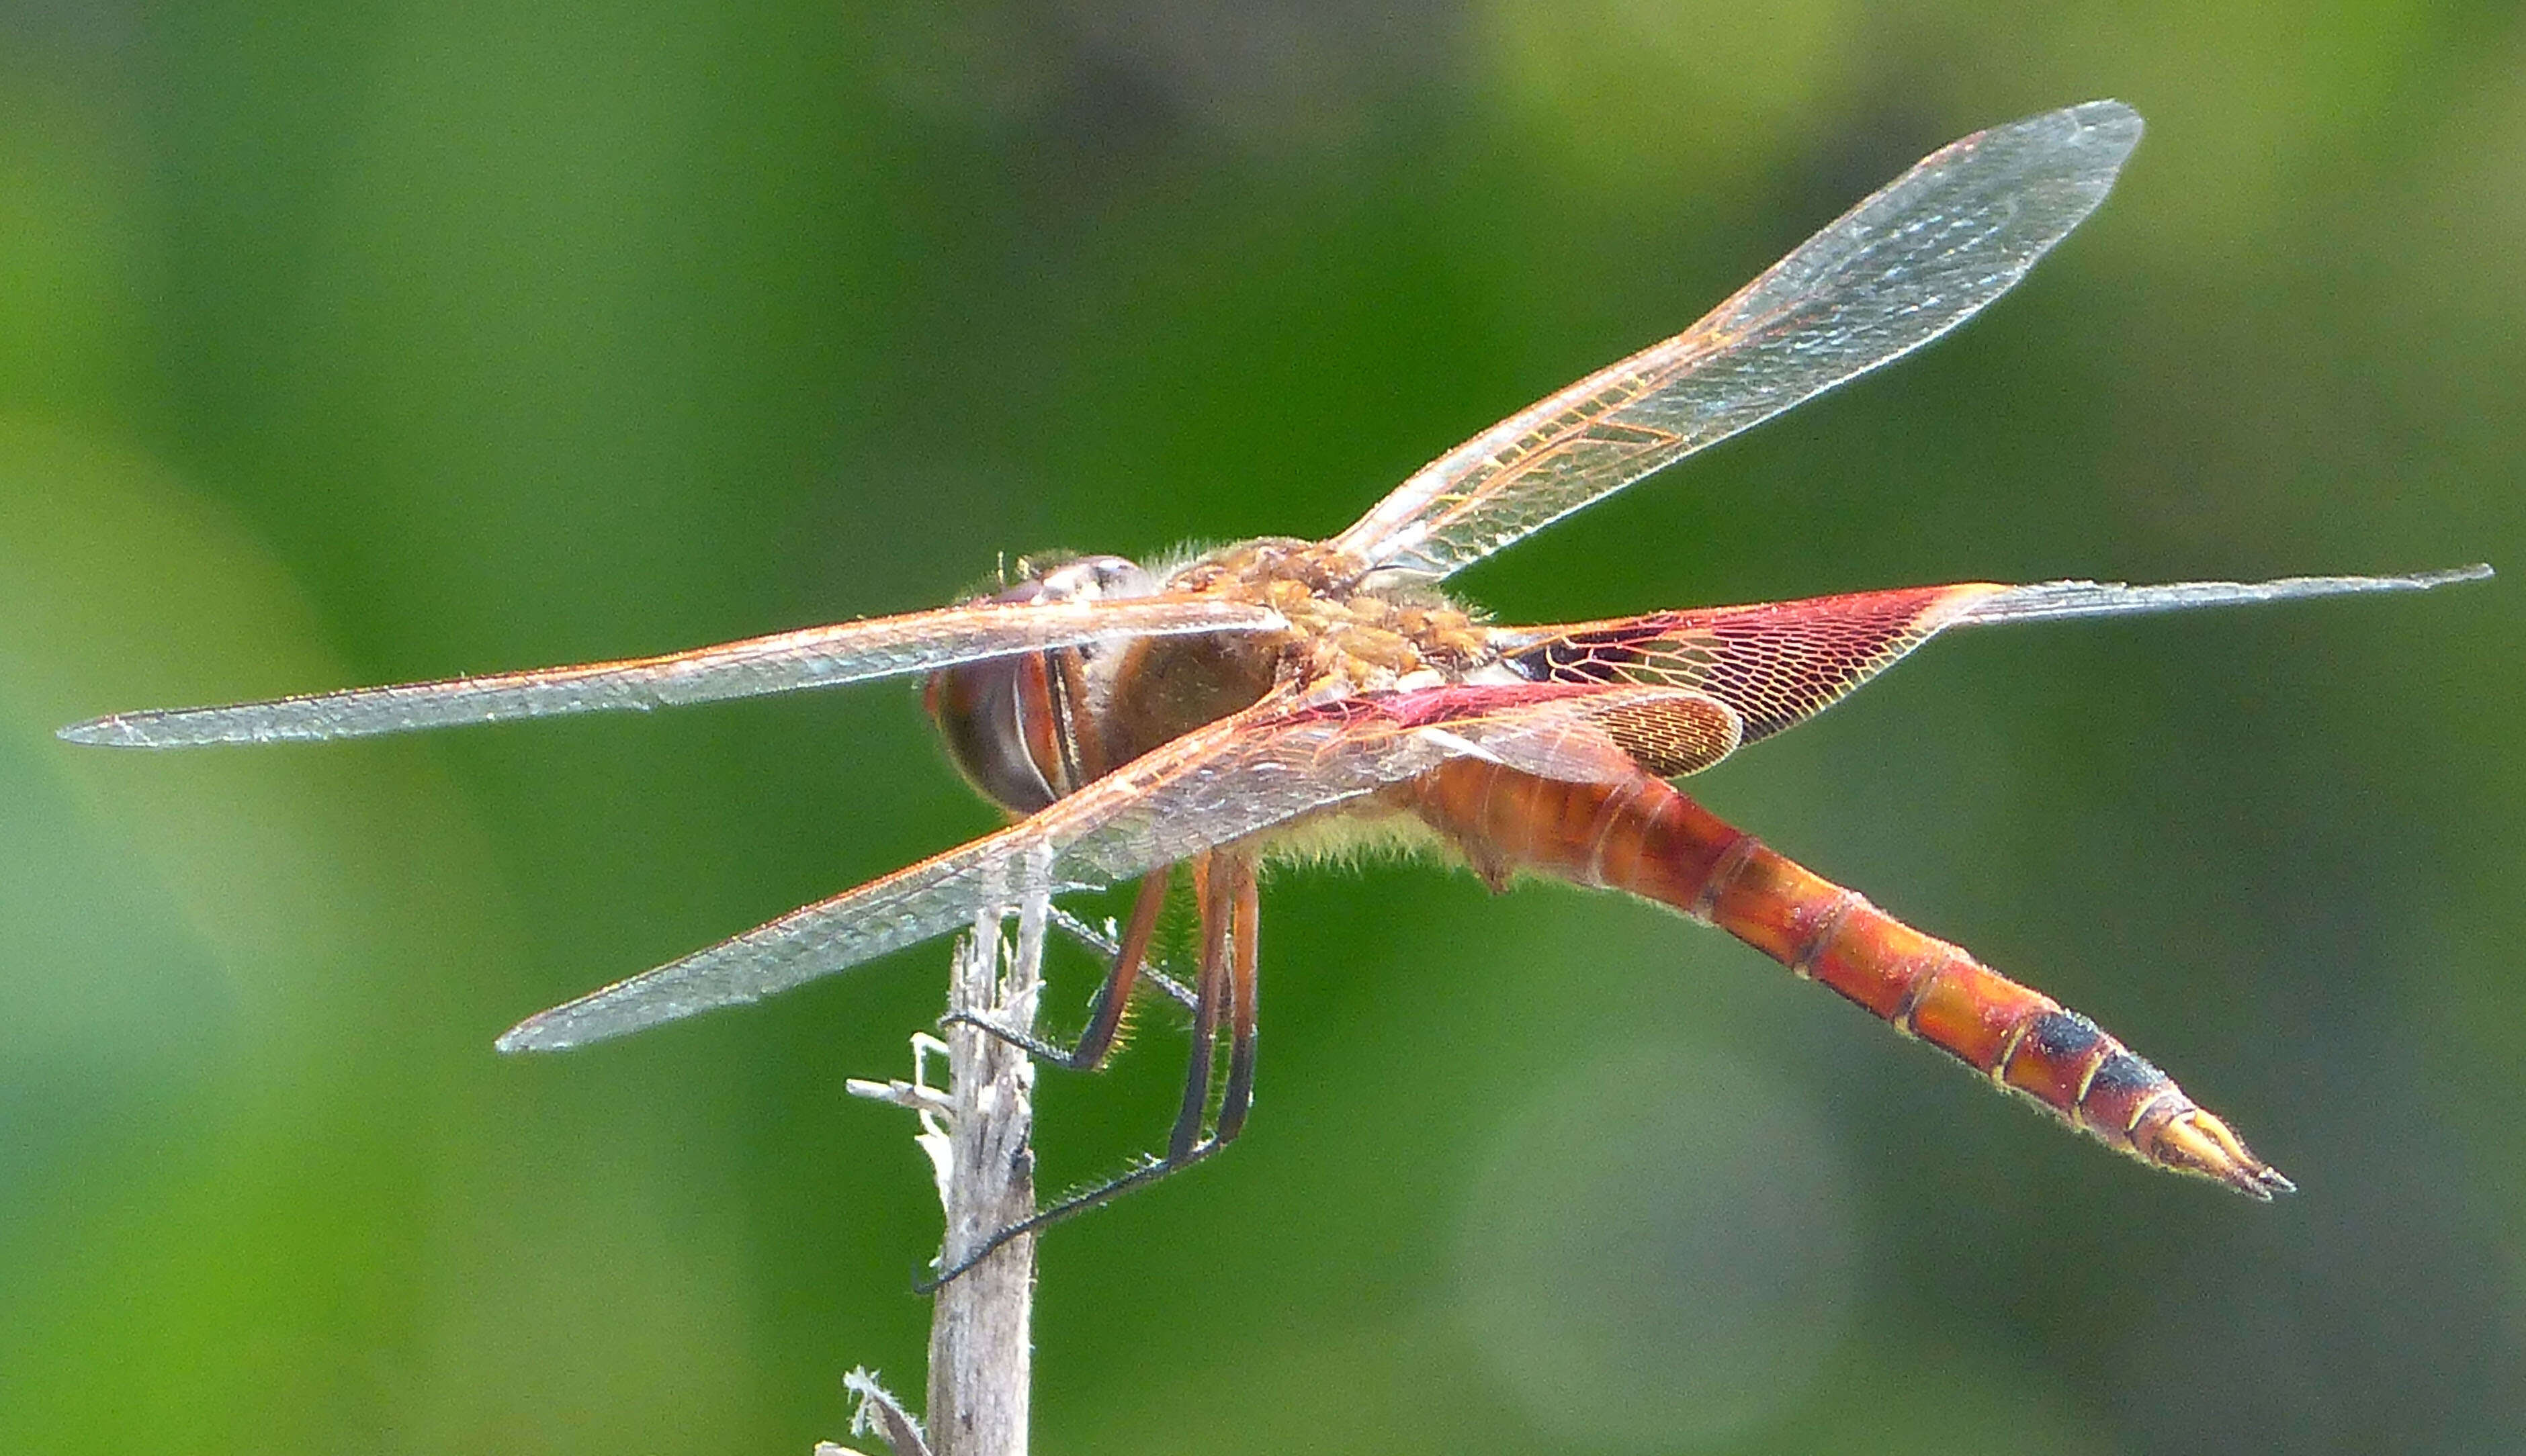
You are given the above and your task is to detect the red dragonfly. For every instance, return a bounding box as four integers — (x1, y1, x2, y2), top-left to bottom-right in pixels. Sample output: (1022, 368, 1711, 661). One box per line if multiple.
(63, 101, 2484, 1238)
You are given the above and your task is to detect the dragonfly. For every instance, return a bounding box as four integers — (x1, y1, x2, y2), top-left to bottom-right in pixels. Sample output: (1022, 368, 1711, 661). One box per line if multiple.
(62, 101, 2486, 1263)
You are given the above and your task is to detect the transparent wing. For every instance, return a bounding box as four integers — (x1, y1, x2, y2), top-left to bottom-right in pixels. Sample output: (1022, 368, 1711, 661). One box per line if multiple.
(1947, 567, 2492, 625)
(1328, 101, 2143, 581)
(57, 596, 1287, 747)
(497, 681, 1733, 1051)
(1496, 565, 2490, 744)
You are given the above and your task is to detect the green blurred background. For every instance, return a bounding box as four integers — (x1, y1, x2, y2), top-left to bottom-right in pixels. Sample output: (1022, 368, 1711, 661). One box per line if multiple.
(4, 2, 2521, 1452)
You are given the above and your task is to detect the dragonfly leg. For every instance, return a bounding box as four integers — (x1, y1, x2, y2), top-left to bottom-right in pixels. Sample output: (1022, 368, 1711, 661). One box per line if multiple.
(920, 853, 1266, 1293)
(1049, 901, 1197, 1011)
(1215, 857, 1261, 1143)
(943, 867, 1173, 1069)
(918, 1138, 1230, 1291)
(1168, 854, 1232, 1160)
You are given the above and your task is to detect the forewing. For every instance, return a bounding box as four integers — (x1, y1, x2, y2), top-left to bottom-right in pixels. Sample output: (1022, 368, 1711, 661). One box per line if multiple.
(497, 681, 1739, 1050)
(1495, 567, 2490, 745)
(58, 596, 1285, 747)
(1327, 101, 2142, 580)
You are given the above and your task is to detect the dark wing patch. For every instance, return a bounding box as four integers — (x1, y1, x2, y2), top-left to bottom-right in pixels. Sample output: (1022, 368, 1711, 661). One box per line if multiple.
(1502, 584, 2002, 744)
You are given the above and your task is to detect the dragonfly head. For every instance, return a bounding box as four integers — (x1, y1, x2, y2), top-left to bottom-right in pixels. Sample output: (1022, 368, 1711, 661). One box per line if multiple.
(924, 553, 1153, 815)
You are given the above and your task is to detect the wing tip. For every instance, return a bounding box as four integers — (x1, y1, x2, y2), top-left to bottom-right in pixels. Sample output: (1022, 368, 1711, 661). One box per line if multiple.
(55, 713, 297, 748)
(2064, 97, 2142, 134)
(56, 712, 234, 748)
(496, 1004, 619, 1052)
(2338, 561, 2494, 592)
(58, 706, 314, 747)
(496, 985, 728, 1054)
(1958, 563, 2493, 627)
(494, 1021, 571, 1054)
(56, 717, 128, 746)
(1995, 99, 2141, 163)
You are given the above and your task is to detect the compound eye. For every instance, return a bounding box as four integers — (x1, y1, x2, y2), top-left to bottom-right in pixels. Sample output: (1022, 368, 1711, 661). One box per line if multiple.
(924, 653, 1060, 814)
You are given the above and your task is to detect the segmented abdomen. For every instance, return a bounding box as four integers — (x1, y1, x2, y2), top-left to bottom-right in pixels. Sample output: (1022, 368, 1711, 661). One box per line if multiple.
(1401, 758, 2292, 1197)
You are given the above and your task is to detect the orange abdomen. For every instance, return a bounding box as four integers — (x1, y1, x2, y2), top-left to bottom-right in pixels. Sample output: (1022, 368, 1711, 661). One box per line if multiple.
(1401, 758, 2291, 1197)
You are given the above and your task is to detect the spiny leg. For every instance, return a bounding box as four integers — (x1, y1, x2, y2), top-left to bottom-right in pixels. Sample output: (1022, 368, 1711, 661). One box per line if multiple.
(1215, 858, 1261, 1144)
(923, 852, 1264, 1291)
(1051, 865, 1174, 1067)
(920, 1138, 1231, 1290)
(1050, 901, 1197, 1011)
(944, 867, 1174, 1067)
(1168, 852, 1233, 1161)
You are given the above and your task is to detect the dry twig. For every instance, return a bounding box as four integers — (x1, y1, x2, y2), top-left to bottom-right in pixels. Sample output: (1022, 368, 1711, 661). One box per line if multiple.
(836, 858, 1047, 1456)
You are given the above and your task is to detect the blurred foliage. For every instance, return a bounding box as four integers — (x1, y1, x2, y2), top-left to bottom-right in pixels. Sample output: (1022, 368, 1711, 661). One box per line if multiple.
(3, 2, 2522, 1453)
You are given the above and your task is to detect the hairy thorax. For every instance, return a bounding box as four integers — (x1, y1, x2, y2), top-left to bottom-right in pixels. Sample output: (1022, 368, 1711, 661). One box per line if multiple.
(1101, 539, 1493, 765)
(924, 538, 1498, 818)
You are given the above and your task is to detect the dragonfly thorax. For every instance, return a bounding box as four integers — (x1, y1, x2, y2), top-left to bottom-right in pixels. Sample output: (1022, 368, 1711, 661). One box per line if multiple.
(926, 539, 1495, 815)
